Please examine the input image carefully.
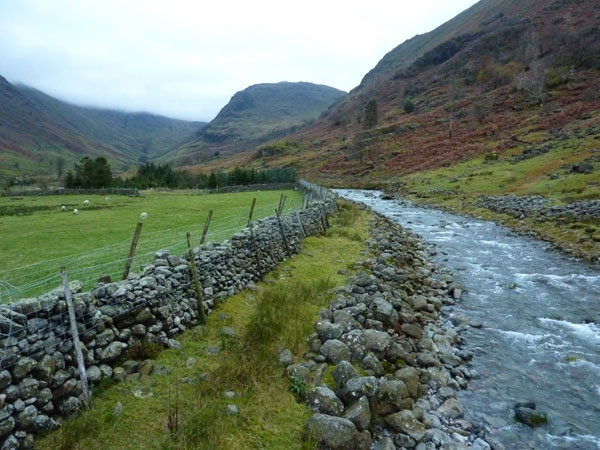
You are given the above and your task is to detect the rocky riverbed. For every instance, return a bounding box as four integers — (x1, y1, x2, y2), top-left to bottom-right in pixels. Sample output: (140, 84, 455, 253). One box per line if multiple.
(477, 195, 600, 221)
(282, 212, 492, 449)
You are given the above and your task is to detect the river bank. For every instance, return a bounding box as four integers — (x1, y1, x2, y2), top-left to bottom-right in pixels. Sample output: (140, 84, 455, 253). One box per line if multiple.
(387, 189, 600, 264)
(337, 189, 600, 450)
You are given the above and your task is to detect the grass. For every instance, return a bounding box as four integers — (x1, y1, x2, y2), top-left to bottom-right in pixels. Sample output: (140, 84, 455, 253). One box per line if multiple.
(35, 201, 370, 450)
(0, 190, 303, 301)
(397, 130, 600, 261)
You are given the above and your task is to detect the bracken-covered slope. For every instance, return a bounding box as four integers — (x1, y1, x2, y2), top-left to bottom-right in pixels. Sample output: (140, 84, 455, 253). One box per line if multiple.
(0, 76, 203, 177)
(166, 81, 346, 165)
(240, 0, 599, 187)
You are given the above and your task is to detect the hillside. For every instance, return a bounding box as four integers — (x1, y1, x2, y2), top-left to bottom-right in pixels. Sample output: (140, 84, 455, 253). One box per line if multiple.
(231, 0, 599, 190)
(0, 76, 202, 178)
(166, 82, 345, 165)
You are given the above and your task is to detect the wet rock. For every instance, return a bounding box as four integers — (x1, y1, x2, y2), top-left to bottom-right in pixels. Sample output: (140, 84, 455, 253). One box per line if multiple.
(278, 349, 294, 367)
(514, 406, 548, 427)
(437, 398, 463, 419)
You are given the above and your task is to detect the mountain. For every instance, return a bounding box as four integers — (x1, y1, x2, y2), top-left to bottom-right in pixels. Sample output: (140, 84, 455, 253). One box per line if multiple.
(0, 76, 203, 177)
(241, 0, 599, 184)
(165, 82, 346, 165)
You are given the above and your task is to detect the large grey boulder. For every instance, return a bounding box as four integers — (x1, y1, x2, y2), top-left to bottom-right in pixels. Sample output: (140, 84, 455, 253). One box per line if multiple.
(342, 376, 379, 403)
(343, 396, 370, 431)
(362, 329, 391, 353)
(331, 361, 358, 396)
(315, 320, 344, 342)
(319, 340, 351, 364)
(384, 410, 426, 441)
(307, 386, 344, 416)
(306, 414, 358, 450)
(101, 341, 127, 363)
(372, 297, 398, 325)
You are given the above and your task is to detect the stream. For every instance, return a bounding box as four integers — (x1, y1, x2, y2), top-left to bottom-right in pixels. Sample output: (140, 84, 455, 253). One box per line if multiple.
(336, 190, 600, 450)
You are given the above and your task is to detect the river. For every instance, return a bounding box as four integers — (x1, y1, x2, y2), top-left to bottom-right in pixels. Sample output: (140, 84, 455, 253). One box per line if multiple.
(336, 190, 600, 450)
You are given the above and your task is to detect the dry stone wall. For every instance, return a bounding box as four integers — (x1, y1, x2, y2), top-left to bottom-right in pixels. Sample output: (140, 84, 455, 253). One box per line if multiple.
(0, 189, 335, 449)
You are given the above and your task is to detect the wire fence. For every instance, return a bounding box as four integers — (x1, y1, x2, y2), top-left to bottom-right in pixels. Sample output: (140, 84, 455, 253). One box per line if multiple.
(0, 197, 300, 303)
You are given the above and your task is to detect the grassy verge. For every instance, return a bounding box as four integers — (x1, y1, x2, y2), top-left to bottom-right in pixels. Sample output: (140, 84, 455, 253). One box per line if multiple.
(36, 201, 370, 450)
(397, 131, 600, 261)
(0, 190, 302, 300)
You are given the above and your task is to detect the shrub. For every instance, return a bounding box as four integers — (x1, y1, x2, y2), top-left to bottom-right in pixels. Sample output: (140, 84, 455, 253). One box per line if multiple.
(403, 99, 415, 114)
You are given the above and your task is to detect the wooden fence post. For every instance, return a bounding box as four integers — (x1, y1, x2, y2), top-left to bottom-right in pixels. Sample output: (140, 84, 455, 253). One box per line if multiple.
(295, 211, 306, 238)
(277, 194, 285, 215)
(321, 202, 330, 228)
(61, 268, 90, 406)
(199, 210, 213, 245)
(279, 195, 287, 215)
(122, 222, 143, 280)
(247, 198, 263, 276)
(186, 232, 206, 324)
(275, 209, 291, 256)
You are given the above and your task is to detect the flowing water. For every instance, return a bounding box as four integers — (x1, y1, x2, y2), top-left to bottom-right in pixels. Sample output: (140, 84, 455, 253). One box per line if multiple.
(336, 190, 600, 450)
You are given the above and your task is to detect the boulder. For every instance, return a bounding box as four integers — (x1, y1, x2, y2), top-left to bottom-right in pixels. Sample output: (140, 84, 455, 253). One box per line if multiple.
(307, 386, 344, 416)
(306, 414, 358, 450)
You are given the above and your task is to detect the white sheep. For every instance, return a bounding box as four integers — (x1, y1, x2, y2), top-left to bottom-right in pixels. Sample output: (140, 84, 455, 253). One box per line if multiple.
(105, 197, 110, 201)
(83, 199, 90, 205)
(61, 205, 67, 211)
(140, 212, 148, 220)
(73, 208, 79, 215)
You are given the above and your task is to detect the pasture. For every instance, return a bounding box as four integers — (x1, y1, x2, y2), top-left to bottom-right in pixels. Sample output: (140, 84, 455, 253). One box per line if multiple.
(0, 189, 303, 301)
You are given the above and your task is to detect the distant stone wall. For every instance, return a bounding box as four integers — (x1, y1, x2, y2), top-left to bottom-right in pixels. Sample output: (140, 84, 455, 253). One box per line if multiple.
(211, 183, 296, 194)
(0, 187, 336, 448)
(1, 188, 139, 197)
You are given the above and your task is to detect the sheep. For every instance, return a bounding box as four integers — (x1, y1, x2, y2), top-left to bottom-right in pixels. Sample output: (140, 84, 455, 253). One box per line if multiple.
(105, 197, 110, 201)
(140, 212, 148, 220)
(61, 205, 67, 211)
(83, 199, 90, 205)
(73, 208, 79, 215)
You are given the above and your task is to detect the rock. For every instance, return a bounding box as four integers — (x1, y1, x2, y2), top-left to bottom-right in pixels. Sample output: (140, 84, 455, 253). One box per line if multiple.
(401, 323, 423, 339)
(85, 366, 102, 384)
(395, 367, 420, 398)
(0, 371, 12, 390)
(319, 339, 351, 364)
(33, 414, 59, 433)
(167, 339, 182, 350)
(112, 402, 123, 416)
(372, 297, 398, 325)
(306, 414, 358, 450)
(225, 404, 238, 415)
(278, 349, 294, 367)
(514, 407, 548, 426)
(122, 360, 140, 375)
(219, 326, 235, 338)
(58, 396, 81, 416)
(331, 361, 359, 396)
(0, 416, 14, 438)
(307, 386, 344, 416)
(16, 405, 38, 428)
(113, 367, 126, 382)
(362, 329, 391, 353)
(437, 398, 463, 419)
(374, 436, 396, 450)
(333, 310, 361, 332)
(343, 396, 370, 431)
(12, 358, 36, 379)
(0, 433, 18, 449)
(361, 352, 384, 376)
(471, 438, 492, 450)
(316, 320, 344, 342)
(384, 410, 426, 441)
(372, 379, 409, 415)
(205, 345, 221, 355)
(139, 360, 154, 376)
(342, 376, 379, 402)
(101, 342, 127, 363)
(287, 364, 311, 385)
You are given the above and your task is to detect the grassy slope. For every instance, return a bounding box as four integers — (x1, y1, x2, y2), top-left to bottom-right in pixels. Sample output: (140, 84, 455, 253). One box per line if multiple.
(396, 126, 600, 260)
(0, 190, 302, 300)
(166, 83, 346, 166)
(36, 202, 370, 450)
(0, 76, 201, 177)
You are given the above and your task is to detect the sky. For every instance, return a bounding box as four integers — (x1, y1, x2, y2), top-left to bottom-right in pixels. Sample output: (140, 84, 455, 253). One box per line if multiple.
(0, 0, 479, 122)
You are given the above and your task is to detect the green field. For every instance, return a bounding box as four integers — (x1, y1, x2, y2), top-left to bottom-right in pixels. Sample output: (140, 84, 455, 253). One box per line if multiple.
(0, 190, 303, 302)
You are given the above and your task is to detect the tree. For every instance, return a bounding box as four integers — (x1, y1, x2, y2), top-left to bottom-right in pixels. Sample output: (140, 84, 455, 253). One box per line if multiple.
(403, 99, 415, 113)
(363, 99, 378, 130)
(65, 157, 113, 188)
(207, 171, 218, 189)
